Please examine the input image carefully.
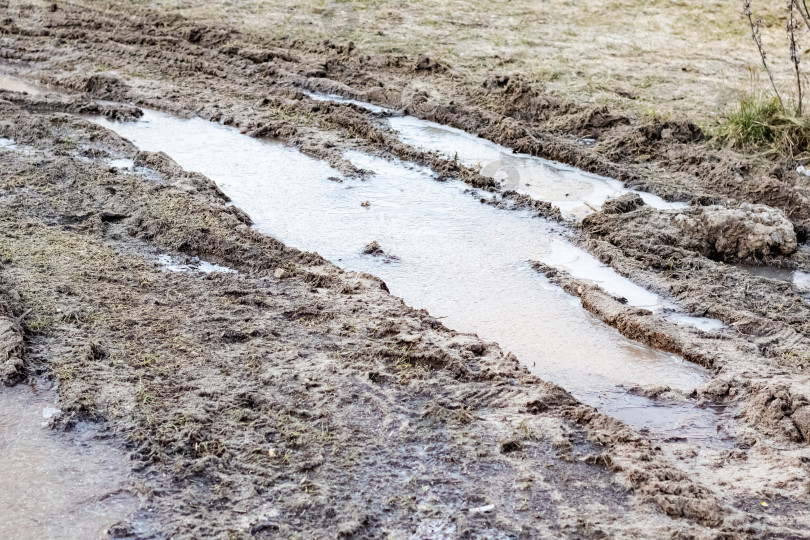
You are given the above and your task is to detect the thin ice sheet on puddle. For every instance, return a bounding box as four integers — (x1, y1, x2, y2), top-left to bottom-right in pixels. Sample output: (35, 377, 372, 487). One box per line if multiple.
(156, 254, 237, 274)
(301, 89, 392, 114)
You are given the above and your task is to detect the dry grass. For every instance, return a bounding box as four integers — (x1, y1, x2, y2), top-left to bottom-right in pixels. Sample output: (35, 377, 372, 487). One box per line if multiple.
(124, 0, 804, 127)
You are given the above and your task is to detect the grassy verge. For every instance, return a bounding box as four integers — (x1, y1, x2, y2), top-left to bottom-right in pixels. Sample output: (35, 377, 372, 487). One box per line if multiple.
(715, 91, 810, 161)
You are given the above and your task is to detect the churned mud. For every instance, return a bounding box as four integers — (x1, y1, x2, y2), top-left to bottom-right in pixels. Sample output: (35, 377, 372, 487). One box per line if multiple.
(1, 1, 810, 538)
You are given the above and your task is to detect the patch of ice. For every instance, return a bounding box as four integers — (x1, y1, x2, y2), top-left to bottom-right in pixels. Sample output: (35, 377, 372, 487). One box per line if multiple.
(538, 240, 662, 309)
(156, 254, 237, 274)
(0, 74, 44, 95)
(108, 158, 135, 169)
(106, 157, 162, 182)
(538, 244, 725, 332)
(665, 313, 726, 332)
(795, 270, 810, 291)
(301, 90, 392, 114)
(41, 407, 61, 421)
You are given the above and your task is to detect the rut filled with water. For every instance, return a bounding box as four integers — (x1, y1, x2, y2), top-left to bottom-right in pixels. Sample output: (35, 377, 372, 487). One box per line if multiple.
(0, 383, 140, 540)
(92, 109, 731, 446)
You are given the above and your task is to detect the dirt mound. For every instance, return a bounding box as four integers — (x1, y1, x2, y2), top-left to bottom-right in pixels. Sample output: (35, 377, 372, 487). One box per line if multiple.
(133, 150, 230, 201)
(675, 203, 797, 261)
(602, 192, 646, 214)
(744, 383, 810, 442)
(584, 202, 797, 262)
(0, 90, 142, 121)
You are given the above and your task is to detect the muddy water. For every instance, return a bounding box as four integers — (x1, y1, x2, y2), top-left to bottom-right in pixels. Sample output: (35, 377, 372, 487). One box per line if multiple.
(93, 110, 731, 445)
(0, 74, 45, 94)
(302, 91, 687, 219)
(735, 264, 810, 294)
(0, 384, 139, 539)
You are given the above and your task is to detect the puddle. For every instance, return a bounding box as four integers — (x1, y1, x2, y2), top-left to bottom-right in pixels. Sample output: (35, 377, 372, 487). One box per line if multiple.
(797, 271, 810, 291)
(736, 264, 795, 282)
(91, 109, 733, 446)
(106, 157, 163, 182)
(665, 312, 726, 332)
(0, 74, 46, 95)
(156, 254, 237, 274)
(387, 115, 688, 219)
(108, 157, 136, 169)
(595, 390, 730, 446)
(736, 264, 810, 292)
(303, 91, 687, 219)
(0, 137, 37, 156)
(0, 384, 139, 539)
(301, 89, 392, 114)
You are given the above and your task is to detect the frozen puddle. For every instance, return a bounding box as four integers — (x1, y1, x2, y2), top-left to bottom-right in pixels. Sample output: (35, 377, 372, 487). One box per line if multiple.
(107, 157, 163, 182)
(0, 137, 37, 156)
(301, 89, 393, 114)
(93, 109, 730, 445)
(799, 271, 810, 291)
(389, 116, 688, 219)
(156, 254, 237, 274)
(0, 384, 139, 540)
(304, 91, 687, 219)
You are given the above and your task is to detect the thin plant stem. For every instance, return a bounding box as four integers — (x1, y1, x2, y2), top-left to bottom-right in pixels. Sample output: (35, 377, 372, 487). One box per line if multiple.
(744, 0, 785, 110)
(795, 0, 810, 31)
(788, 0, 804, 116)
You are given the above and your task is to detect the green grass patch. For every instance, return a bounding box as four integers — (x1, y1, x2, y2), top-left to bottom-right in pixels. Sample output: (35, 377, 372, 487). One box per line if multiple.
(715, 92, 810, 160)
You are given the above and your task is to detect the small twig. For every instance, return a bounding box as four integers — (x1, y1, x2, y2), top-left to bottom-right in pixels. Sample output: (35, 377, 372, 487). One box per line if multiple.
(16, 308, 33, 324)
(744, 0, 785, 109)
(795, 0, 810, 31)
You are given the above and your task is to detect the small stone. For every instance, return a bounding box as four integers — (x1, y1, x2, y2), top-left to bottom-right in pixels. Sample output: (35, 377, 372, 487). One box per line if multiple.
(274, 268, 289, 279)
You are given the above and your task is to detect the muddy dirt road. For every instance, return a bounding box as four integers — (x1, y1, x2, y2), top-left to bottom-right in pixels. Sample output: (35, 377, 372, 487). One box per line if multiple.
(1, 1, 810, 538)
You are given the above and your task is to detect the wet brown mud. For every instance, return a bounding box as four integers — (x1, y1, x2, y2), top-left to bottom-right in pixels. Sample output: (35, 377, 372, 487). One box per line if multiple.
(0, 1, 810, 537)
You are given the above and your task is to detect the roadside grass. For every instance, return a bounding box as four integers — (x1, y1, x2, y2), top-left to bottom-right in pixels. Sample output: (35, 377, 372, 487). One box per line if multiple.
(715, 91, 810, 160)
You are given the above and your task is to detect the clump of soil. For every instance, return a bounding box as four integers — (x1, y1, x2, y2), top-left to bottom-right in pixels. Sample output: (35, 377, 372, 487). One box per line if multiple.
(585, 200, 798, 262)
(674, 203, 798, 260)
(601, 192, 646, 215)
(363, 240, 384, 255)
(362, 240, 398, 261)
